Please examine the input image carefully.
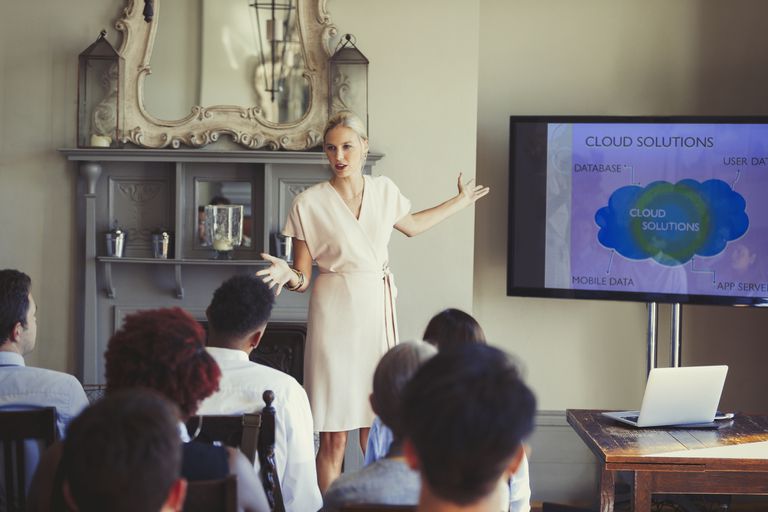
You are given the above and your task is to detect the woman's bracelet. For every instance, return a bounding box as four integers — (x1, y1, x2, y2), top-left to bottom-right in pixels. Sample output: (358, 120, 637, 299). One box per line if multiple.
(285, 269, 305, 291)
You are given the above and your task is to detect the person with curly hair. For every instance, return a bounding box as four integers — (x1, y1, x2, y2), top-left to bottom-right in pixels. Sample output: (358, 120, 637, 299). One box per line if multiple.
(29, 308, 270, 512)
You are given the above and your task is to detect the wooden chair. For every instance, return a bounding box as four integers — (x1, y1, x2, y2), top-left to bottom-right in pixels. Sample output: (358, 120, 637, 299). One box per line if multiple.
(0, 407, 58, 512)
(186, 390, 284, 512)
(183, 475, 237, 512)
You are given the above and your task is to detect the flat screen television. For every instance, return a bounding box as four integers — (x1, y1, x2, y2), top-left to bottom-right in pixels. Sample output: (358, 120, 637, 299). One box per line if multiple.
(507, 116, 768, 306)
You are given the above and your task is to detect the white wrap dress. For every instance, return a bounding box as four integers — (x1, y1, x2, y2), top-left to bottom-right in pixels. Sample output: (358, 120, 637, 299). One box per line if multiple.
(282, 175, 411, 431)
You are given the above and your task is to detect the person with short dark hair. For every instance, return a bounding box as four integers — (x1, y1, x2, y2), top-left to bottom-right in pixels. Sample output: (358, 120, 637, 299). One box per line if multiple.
(0, 269, 89, 500)
(198, 274, 321, 512)
(0, 269, 88, 435)
(61, 389, 187, 512)
(401, 344, 536, 512)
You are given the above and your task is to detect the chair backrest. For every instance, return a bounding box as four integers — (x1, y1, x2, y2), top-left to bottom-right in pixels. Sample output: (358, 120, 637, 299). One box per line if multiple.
(0, 407, 58, 512)
(183, 475, 237, 512)
(186, 390, 284, 512)
(81, 383, 107, 404)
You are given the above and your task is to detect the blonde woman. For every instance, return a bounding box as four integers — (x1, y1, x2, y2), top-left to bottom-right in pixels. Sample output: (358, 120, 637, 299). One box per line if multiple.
(258, 111, 489, 490)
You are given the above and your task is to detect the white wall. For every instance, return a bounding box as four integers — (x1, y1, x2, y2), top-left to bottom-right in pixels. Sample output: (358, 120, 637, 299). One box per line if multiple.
(475, 0, 768, 412)
(329, 0, 480, 340)
(0, 0, 126, 372)
(475, 2, 768, 505)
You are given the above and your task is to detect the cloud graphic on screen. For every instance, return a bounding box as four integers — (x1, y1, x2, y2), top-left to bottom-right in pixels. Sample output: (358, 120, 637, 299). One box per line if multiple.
(594, 179, 748, 266)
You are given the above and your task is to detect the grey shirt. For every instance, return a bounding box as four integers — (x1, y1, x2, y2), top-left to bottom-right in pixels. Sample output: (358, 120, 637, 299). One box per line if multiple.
(321, 458, 419, 511)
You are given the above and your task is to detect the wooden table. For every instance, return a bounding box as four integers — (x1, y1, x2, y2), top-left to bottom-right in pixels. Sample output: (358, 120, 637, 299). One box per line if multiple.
(566, 409, 768, 512)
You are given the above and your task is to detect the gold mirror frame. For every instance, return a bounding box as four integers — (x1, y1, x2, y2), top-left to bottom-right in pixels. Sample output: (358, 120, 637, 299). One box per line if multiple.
(115, 0, 336, 149)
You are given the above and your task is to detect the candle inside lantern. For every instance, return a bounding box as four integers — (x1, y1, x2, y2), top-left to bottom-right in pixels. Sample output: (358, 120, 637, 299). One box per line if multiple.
(90, 134, 112, 147)
(213, 238, 234, 252)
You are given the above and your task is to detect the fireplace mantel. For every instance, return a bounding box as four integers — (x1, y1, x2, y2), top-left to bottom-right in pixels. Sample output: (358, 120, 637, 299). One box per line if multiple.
(62, 148, 383, 384)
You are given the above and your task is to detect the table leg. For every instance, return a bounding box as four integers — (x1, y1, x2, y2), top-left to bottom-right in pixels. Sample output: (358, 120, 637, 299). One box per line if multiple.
(633, 471, 651, 512)
(599, 466, 615, 512)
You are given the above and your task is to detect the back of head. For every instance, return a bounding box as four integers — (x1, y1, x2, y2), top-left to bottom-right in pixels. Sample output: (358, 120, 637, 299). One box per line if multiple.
(105, 307, 220, 419)
(422, 308, 486, 351)
(402, 344, 536, 506)
(207, 274, 275, 345)
(62, 389, 182, 512)
(324, 110, 368, 142)
(0, 269, 31, 342)
(372, 340, 437, 439)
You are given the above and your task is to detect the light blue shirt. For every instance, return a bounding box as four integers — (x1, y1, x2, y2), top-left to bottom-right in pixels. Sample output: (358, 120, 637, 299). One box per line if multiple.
(0, 351, 89, 498)
(364, 416, 532, 512)
(0, 352, 89, 437)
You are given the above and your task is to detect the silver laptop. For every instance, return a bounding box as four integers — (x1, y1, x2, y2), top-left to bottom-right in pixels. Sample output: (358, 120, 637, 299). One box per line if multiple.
(602, 365, 728, 428)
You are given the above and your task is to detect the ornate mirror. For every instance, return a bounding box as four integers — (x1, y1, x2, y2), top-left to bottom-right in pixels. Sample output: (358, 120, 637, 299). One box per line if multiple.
(116, 0, 336, 149)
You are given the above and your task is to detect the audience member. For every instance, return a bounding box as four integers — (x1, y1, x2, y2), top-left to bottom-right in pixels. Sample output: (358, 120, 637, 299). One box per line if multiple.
(0, 269, 88, 435)
(105, 307, 269, 512)
(60, 389, 187, 512)
(28, 308, 270, 512)
(422, 307, 487, 350)
(366, 308, 532, 512)
(321, 341, 437, 511)
(198, 274, 321, 512)
(401, 344, 536, 512)
(0, 269, 88, 498)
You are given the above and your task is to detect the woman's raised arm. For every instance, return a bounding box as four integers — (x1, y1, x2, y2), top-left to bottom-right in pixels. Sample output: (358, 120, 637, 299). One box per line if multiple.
(395, 173, 489, 237)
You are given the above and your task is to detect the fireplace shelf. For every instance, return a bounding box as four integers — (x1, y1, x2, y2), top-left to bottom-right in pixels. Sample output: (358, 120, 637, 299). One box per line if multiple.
(97, 256, 270, 265)
(97, 257, 269, 299)
(63, 148, 382, 383)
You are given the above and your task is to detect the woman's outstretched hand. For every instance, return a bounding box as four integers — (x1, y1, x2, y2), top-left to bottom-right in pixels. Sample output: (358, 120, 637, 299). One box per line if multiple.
(256, 252, 294, 295)
(456, 172, 490, 208)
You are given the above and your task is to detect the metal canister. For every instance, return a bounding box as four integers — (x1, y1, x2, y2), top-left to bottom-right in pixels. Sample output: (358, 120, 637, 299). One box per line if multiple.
(152, 231, 171, 259)
(106, 230, 125, 257)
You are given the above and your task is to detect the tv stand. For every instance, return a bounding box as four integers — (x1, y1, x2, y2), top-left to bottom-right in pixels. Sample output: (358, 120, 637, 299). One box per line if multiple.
(646, 302, 683, 376)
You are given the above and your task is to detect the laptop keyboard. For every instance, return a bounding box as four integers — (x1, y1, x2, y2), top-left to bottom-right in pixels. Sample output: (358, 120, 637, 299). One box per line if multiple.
(625, 416, 639, 423)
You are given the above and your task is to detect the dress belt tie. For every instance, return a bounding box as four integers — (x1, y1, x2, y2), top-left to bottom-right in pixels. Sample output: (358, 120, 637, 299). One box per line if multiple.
(382, 264, 399, 349)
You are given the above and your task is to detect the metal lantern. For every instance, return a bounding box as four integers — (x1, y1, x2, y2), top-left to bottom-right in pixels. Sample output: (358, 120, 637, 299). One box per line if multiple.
(77, 30, 124, 148)
(329, 34, 369, 132)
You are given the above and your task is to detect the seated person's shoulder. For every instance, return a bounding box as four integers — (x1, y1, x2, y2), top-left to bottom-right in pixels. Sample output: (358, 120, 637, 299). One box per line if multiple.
(251, 363, 306, 398)
(1, 365, 87, 401)
(323, 459, 419, 509)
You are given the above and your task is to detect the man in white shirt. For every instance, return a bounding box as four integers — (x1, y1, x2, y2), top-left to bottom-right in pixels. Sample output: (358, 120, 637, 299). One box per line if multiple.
(198, 274, 321, 512)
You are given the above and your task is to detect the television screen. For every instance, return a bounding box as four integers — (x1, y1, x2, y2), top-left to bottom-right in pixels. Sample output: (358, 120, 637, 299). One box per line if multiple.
(507, 116, 768, 305)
